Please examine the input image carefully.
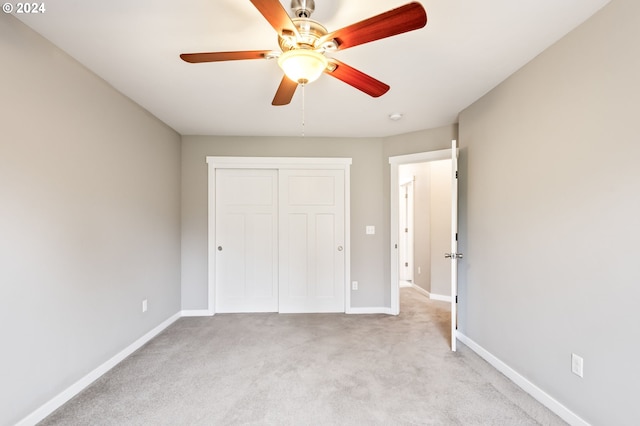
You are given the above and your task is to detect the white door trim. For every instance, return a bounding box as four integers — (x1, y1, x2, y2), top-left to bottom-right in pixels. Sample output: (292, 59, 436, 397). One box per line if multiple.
(389, 149, 452, 315)
(206, 156, 352, 315)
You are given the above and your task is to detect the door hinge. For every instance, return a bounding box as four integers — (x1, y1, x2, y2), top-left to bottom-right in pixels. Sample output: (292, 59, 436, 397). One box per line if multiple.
(455, 233, 458, 241)
(404, 228, 408, 233)
(455, 295, 458, 303)
(455, 171, 458, 179)
(404, 262, 409, 267)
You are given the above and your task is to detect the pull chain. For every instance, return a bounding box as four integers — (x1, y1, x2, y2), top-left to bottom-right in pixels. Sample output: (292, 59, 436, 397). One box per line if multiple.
(301, 84, 306, 137)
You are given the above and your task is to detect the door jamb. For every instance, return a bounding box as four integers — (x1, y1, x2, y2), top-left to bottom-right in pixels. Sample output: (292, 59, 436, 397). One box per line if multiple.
(206, 156, 352, 315)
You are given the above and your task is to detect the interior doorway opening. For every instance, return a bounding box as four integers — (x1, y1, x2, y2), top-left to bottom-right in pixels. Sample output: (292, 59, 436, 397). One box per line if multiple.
(389, 149, 453, 316)
(390, 142, 459, 351)
(397, 160, 452, 304)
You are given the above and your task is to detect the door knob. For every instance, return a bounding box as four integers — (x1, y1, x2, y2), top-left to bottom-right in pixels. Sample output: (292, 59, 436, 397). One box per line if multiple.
(445, 253, 463, 259)
(218, 246, 223, 251)
(337, 246, 343, 251)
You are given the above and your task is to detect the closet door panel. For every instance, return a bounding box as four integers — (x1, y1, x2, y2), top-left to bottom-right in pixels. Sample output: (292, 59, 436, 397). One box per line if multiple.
(279, 169, 345, 313)
(215, 169, 278, 313)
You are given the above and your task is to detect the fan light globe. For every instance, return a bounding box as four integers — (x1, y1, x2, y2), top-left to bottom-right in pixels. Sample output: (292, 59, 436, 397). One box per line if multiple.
(278, 49, 328, 85)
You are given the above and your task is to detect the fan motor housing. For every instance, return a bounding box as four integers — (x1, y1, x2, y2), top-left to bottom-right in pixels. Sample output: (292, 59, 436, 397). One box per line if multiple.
(278, 18, 327, 51)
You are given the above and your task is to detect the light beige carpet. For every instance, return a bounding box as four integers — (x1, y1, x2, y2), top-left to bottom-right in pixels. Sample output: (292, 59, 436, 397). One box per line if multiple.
(39, 288, 565, 425)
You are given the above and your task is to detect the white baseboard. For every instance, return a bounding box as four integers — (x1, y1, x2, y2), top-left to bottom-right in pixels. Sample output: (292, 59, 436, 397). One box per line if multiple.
(410, 283, 431, 298)
(181, 309, 214, 317)
(347, 307, 394, 315)
(456, 331, 589, 426)
(429, 293, 452, 302)
(16, 312, 182, 426)
(407, 283, 452, 303)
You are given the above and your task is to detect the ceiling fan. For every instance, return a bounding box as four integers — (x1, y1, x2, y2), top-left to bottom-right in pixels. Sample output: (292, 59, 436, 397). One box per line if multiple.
(180, 0, 427, 106)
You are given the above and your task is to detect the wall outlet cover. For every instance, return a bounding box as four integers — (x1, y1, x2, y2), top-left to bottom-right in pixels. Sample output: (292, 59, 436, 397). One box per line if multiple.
(571, 353, 584, 378)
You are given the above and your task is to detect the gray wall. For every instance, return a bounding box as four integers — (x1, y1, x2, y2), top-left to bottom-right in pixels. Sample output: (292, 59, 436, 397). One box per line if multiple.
(0, 15, 182, 425)
(457, 0, 639, 424)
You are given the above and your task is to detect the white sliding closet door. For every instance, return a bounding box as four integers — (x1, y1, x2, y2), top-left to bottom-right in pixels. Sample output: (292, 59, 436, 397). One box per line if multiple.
(279, 169, 346, 313)
(215, 169, 278, 312)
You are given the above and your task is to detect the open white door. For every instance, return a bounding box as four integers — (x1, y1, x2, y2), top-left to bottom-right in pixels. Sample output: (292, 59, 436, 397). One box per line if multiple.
(446, 140, 461, 351)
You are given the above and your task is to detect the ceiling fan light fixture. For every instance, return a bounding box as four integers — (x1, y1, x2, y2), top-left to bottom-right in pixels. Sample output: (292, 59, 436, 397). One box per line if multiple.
(278, 49, 327, 85)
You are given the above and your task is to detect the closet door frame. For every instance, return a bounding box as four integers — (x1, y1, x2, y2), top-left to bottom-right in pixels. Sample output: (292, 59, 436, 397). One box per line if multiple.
(206, 156, 352, 315)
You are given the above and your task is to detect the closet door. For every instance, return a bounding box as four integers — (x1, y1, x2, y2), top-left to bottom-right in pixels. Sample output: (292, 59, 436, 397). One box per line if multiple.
(279, 169, 345, 313)
(215, 169, 278, 312)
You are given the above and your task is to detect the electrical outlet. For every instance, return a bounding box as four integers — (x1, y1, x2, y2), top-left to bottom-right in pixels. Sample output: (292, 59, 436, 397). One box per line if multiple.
(142, 299, 148, 313)
(352, 281, 358, 290)
(571, 353, 584, 378)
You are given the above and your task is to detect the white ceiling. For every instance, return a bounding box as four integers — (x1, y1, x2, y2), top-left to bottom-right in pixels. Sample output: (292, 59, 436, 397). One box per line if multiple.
(17, 0, 610, 138)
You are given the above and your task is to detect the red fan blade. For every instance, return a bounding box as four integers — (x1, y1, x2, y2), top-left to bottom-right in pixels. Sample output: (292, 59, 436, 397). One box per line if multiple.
(180, 50, 271, 63)
(325, 59, 390, 98)
(325, 60, 390, 98)
(250, 0, 300, 39)
(272, 75, 298, 106)
(319, 2, 426, 51)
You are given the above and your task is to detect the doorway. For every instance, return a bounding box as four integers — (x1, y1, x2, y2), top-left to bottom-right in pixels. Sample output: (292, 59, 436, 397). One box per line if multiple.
(397, 160, 453, 303)
(389, 149, 453, 315)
